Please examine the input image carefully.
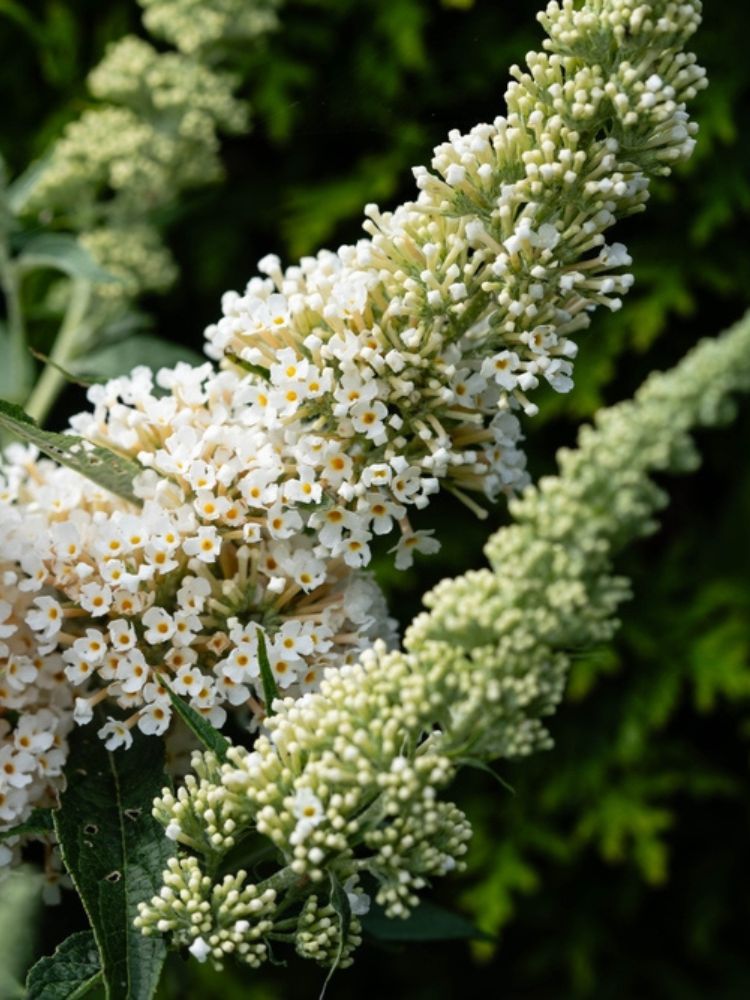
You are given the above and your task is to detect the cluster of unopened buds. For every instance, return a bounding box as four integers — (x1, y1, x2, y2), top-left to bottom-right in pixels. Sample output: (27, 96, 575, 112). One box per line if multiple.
(1, 0, 706, 874)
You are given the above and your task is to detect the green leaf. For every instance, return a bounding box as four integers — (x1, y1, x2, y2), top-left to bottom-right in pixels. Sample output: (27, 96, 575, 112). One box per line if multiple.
(0, 322, 34, 402)
(0, 1, 42, 46)
(71, 337, 204, 381)
(26, 930, 102, 1000)
(0, 867, 43, 999)
(0, 807, 53, 843)
(257, 629, 278, 716)
(16, 234, 117, 284)
(362, 899, 490, 942)
(320, 872, 352, 998)
(224, 351, 270, 381)
(457, 757, 515, 795)
(0, 399, 143, 506)
(29, 346, 95, 388)
(5, 155, 52, 214)
(53, 727, 175, 1000)
(156, 674, 229, 762)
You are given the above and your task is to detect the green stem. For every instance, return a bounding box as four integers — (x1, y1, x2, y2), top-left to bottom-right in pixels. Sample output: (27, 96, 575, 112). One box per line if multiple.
(0, 239, 32, 404)
(25, 279, 91, 424)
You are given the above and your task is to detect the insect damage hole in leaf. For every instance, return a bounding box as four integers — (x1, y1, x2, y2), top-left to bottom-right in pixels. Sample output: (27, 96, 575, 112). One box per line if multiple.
(53, 726, 175, 1000)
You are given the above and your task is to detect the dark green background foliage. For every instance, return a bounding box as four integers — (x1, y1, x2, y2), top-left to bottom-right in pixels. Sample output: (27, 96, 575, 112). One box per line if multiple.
(3, 0, 749, 996)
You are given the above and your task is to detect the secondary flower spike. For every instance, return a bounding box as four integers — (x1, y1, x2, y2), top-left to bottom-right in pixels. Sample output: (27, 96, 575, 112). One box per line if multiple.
(138, 308, 750, 971)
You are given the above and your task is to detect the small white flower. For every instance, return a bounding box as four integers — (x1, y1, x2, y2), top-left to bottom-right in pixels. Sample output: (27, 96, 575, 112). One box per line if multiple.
(292, 788, 324, 826)
(25, 596, 63, 639)
(97, 718, 133, 751)
(78, 582, 113, 617)
(108, 618, 136, 651)
(344, 876, 371, 916)
(351, 399, 388, 441)
(116, 649, 150, 693)
(332, 531, 372, 568)
(188, 937, 211, 963)
(142, 607, 175, 645)
(182, 526, 222, 562)
(137, 702, 171, 736)
(266, 504, 303, 540)
(391, 529, 441, 570)
(73, 697, 94, 726)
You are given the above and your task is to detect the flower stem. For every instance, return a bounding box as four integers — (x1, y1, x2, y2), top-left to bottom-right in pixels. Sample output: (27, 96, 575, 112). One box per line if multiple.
(25, 279, 91, 425)
(0, 238, 33, 405)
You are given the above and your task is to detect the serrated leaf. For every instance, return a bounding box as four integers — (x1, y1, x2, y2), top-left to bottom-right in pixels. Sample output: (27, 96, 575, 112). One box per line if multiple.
(71, 336, 204, 381)
(320, 872, 352, 998)
(257, 629, 278, 716)
(16, 234, 117, 283)
(156, 674, 229, 762)
(362, 899, 490, 942)
(0, 807, 53, 843)
(26, 930, 102, 1000)
(0, 399, 142, 506)
(53, 727, 175, 1000)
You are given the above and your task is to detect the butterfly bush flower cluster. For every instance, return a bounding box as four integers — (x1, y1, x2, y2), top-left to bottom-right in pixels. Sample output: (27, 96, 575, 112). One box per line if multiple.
(137, 310, 750, 971)
(0, 0, 704, 862)
(207, 0, 705, 536)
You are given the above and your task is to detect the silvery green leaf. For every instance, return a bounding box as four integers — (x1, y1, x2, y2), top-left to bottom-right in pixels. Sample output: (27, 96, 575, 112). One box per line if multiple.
(16, 234, 117, 284)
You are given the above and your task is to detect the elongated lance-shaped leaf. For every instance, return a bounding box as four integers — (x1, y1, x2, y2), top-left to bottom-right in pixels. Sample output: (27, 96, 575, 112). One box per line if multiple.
(53, 726, 174, 1000)
(0, 399, 142, 506)
(26, 931, 102, 1000)
(257, 628, 278, 716)
(156, 673, 230, 762)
